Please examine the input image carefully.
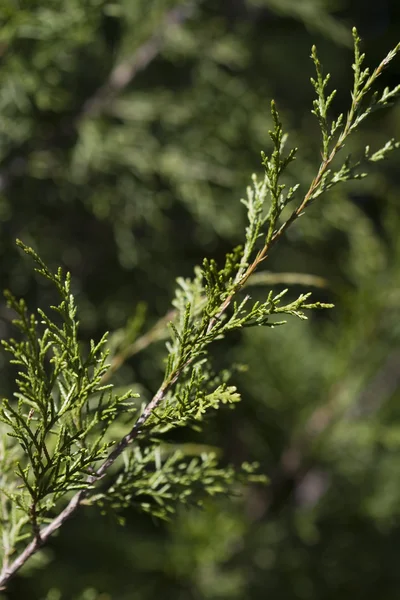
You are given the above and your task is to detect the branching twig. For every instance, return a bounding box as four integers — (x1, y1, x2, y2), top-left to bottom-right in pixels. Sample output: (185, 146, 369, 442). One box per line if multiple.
(0, 30, 399, 590)
(101, 272, 328, 384)
(207, 34, 400, 333)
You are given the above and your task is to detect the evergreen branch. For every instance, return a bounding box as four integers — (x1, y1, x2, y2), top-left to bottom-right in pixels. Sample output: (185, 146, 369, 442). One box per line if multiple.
(92, 447, 265, 520)
(1, 29, 399, 589)
(101, 270, 328, 384)
(206, 29, 400, 332)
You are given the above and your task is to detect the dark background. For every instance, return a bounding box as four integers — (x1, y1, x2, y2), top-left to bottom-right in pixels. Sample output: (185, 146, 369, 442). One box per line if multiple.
(1, 0, 400, 598)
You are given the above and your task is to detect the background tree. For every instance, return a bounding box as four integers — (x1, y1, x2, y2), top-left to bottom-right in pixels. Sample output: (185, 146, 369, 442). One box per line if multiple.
(1, 0, 400, 598)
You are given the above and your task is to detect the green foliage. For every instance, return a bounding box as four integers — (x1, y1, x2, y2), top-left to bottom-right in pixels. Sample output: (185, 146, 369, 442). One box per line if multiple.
(93, 446, 264, 521)
(0, 3, 400, 596)
(0, 242, 137, 546)
(309, 30, 400, 196)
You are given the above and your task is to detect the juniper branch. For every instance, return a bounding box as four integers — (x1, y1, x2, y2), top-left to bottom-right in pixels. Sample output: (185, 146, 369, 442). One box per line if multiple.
(207, 29, 400, 330)
(0, 29, 399, 590)
(101, 272, 328, 384)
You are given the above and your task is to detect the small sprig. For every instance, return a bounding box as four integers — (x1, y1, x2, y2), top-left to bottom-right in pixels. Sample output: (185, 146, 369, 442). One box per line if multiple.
(92, 446, 266, 521)
(311, 45, 338, 159)
(239, 175, 269, 281)
(223, 289, 333, 331)
(364, 139, 400, 163)
(349, 28, 400, 133)
(263, 101, 298, 245)
(1, 241, 138, 533)
(146, 364, 242, 435)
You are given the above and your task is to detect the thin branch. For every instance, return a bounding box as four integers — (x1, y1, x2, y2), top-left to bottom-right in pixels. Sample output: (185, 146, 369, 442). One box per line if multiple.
(248, 272, 328, 289)
(206, 41, 400, 334)
(101, 272, 328, 384)
(1, 33, 398, 590)
(0, 375, 178, 589)
(0, 493, 82, 589)
(0, 275, 329, 586)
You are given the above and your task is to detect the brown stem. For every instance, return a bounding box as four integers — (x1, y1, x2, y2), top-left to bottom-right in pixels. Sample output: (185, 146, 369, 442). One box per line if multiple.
(0, 492, 82, 589)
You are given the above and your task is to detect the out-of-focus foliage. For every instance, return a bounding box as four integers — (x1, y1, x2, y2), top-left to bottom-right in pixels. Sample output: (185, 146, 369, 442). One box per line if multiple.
(1, 0, 400, 598)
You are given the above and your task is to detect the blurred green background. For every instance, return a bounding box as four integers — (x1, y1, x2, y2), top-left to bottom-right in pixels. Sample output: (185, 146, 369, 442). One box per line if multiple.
(1, 0, 400, 598)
